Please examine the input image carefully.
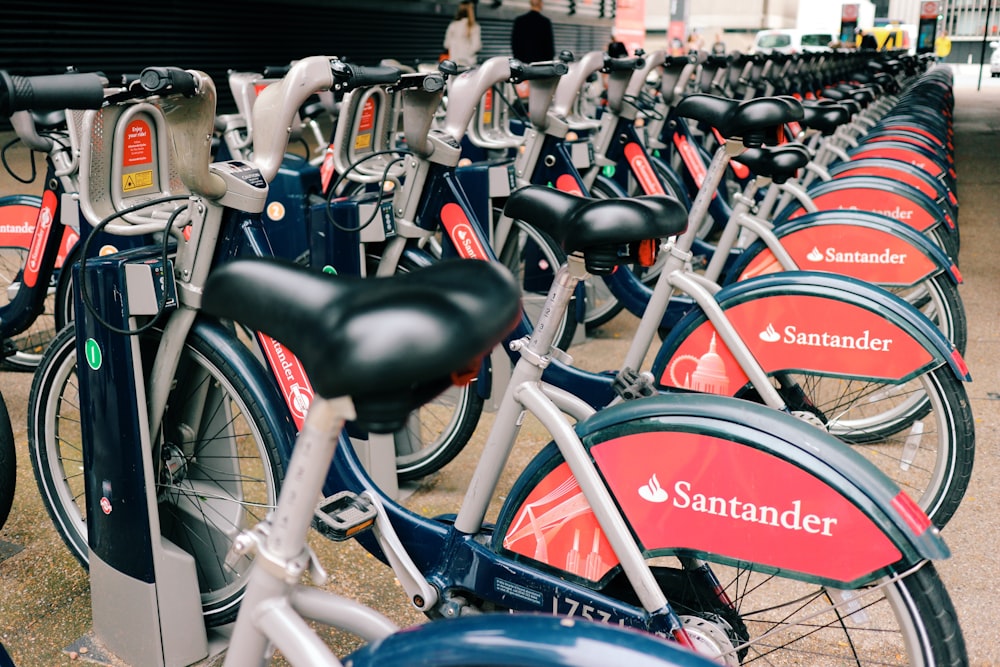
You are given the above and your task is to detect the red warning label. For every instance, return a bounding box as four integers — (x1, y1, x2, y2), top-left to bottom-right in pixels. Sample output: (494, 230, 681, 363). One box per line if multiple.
(123, 119, 153, 166)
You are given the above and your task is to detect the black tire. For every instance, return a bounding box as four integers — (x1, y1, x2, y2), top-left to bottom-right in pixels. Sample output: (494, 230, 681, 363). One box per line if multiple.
(737, 365, 974, 529)
(0, 391, 15, 531)
(28, 326, 283, 626)
(496, 218, 578, 352)
(394, 382, 486, 482)
(884, 273, 967, 356)
(53, 243, 77, 331)
(391, 254, 487, 481)
(928, 224, 960, 264)
(604, 560, 966, 664)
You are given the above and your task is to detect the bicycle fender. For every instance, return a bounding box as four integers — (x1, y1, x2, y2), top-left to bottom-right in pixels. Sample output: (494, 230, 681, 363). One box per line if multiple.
(345, 613, 717, 667)
(728, 212, 962, 287)
(847, 140, 956, 184)
(494, 393, 947, 590)
(194, 316, 299, 466)
(0, 194, 43, 246)
(777, 175, 954, 233)
(651, 270, 969, 386)
(827, 157, 958, 210)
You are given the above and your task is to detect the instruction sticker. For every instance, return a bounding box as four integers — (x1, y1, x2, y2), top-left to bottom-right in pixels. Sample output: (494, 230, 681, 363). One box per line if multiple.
(354, 97, 377, 151)
(123, 119, 153, 166)
(122, 170, 154, 192)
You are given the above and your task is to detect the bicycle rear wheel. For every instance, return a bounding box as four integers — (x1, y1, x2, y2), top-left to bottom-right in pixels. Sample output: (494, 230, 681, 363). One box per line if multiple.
(604, 560, 966, 665)
(884, 272, 967, 355)
(742, 365, 974, 529)
(28, 325, 283, 625)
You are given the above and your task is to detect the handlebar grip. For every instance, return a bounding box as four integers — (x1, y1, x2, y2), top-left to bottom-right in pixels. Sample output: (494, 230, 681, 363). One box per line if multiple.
(394, 71, 446, 93)
(603, 55, 645, 72)
(509, 59, 569, 82)
(138, 67, 198, 96)
(0, 71, 106, 116)
(331, 61, 401, 91)
(262, 64, 291, 78)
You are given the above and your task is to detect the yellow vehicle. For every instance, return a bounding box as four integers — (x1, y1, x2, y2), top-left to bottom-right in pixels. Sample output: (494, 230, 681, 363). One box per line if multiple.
(857, 23, 914, 52)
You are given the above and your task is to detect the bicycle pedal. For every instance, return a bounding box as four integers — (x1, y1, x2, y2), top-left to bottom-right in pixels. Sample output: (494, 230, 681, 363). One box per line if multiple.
(313, 491, 377, 541)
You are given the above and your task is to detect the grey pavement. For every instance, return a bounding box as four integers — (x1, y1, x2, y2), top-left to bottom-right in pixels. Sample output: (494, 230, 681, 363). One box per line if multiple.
(0, 66, 998, 664)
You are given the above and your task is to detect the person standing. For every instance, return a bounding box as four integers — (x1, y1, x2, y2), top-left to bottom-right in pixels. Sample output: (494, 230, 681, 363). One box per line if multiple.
(511, 0, 555, 63)
(443, 1, 482, 67)
(935, 30, 952, 63)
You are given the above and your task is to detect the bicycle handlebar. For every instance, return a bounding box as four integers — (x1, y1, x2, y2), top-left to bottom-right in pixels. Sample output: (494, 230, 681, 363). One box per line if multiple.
(603, 53, 645, 73)
(252, 56, 401, 183)
(509, 59, 570, 83)
(262, 64, 291, 78)
(330, 60, 401, 91)
(0, 71, 107, 116)
(138, 66, 199, 97)
(392, 71, 446, 93)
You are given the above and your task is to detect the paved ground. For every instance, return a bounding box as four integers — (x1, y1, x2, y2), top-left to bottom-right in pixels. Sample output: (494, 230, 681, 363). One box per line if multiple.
(0, 66, 998, 665)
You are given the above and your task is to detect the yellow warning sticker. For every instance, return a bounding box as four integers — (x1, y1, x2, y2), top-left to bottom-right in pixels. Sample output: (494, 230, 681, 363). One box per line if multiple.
(354, 134, 372, 150)
(122, 170, 154, 192)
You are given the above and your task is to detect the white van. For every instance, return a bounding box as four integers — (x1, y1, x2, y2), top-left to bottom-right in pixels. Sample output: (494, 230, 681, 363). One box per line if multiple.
(751, 29, 835, 55)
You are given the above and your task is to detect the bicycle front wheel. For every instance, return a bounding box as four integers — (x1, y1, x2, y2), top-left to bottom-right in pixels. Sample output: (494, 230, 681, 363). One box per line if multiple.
(0, 246, 56, 371)
(496, 218, 577, 351)
(394, 381, 485, 482)
(28, 325, 283, 626)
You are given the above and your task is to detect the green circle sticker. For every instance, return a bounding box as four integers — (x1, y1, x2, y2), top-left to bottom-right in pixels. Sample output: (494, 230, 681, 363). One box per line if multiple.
(85, 338, 103, 370)
(322, 265, 337, 275)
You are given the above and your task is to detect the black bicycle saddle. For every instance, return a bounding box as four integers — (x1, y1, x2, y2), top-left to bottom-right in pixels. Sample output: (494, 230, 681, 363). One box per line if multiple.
(502, 185, 688, 275)
(674, 93, 804, 147)
(734, 143, 812, 184)
(202, 258, 521, 431)
(800, 102, 852, 135)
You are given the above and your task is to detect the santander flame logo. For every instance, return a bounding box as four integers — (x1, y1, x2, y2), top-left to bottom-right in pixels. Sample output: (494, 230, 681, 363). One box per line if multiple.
(759, 324, 781, 343)
(806, 247, 824, 262)
(638, 474, 669, 503)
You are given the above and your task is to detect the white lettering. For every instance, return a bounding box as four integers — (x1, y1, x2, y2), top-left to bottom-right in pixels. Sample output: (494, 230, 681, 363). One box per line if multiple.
(838, 204, 914, 221)
(782, 326, 892, 352)
(0, 223, 35, 234)
(668, 480, 838, 536)
(823, 247, 907, 265)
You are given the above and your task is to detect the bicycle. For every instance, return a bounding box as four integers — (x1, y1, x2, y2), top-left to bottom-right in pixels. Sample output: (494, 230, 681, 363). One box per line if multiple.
(199, 255, 729, 666)
(11, 63, 389, 625)
(480, 48, 965, 361)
